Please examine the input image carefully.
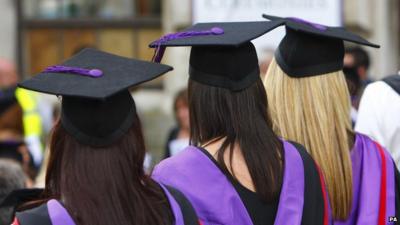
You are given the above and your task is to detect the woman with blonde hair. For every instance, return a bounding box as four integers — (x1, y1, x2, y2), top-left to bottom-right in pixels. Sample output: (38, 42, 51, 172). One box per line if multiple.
(263, 15, 400, 225)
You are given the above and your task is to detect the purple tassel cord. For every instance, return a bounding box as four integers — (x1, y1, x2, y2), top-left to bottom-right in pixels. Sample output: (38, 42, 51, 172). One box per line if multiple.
(43, 65, 103, 78)
(151, 27, 224, 63)
(288, 17, 327, 31)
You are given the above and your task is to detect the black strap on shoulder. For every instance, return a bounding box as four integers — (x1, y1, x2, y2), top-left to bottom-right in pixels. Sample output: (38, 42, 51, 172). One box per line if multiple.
(288, 141, 326, 225)
(165, 185, 199, 225)
(0, 188, 44, 208)
(383, 74, 400, 95)
(16, 203, 52, 225)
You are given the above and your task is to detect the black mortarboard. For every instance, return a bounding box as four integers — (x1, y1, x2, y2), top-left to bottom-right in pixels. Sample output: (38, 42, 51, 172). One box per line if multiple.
(262, 14, 380, 77)
(149, 21, 284, 91)
(18, 48, 173, 147)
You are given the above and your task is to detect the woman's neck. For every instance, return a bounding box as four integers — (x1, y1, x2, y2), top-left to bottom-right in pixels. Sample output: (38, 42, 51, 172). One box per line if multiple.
(201, 138, 256, 192)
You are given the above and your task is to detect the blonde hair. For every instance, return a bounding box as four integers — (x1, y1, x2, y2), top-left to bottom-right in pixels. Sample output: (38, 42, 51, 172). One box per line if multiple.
(264, 58, 353, 220)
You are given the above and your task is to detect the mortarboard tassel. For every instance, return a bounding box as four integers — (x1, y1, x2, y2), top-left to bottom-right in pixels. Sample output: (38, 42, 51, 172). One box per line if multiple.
(151, 27, 224, 63)
(43, 65, 103, 78)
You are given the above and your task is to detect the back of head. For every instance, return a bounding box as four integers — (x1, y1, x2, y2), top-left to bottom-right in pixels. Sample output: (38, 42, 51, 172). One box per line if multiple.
(0, 160, 26, 224)
(261, 15, 380, 220)
(44, 112, 172, 225)
(189, 77, 283, 202)
(190, 43, 259, 90)
(17, 49, 175, 225)
(176, 33, 284, 202)
(264, 58, 353, 219)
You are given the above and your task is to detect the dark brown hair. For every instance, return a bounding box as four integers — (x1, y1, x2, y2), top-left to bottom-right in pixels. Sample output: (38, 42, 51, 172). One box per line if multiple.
(40, 111, 173, 225)
(188, 78, 283, 202)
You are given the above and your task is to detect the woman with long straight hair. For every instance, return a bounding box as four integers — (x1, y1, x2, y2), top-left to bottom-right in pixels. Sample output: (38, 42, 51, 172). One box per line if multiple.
(262, 15, 400, 225)
(151, 21, 331, 225)
(10, 49, 199, 225)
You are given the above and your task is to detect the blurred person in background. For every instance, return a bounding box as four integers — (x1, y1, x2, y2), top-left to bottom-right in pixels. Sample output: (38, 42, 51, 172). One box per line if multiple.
(0, 160, 27, 225)
(344, 46, 372, 84)
(343, 66, 362, 126)
(355, 72, 400, 169)
(34, 103, 61, 187)
(164, 88, 190, 158)
(343, 47, 371, 110)
(0, 86, 36, 183)
(0, 141, 35, 186)
(0, 59, 44, 167)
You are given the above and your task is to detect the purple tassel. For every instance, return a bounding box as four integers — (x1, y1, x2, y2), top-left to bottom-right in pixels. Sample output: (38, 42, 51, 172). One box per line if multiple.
(43, 65, 103, 78)
(151, 27, 224, 63)
(288, 17, 328, 31)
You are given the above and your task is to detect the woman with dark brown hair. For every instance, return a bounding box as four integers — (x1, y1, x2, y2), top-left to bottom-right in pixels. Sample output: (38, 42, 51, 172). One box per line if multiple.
(150, 22, 331, 225)
(10, 49, 199, 225)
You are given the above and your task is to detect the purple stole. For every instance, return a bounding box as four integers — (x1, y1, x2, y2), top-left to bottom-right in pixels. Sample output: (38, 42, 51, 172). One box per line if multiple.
(22, 185, 185, 225)
(38, 200, 75, 225)
(334, 133, 396, 225)
(152, 141, 309, 225)
(160, 184, 185, 225)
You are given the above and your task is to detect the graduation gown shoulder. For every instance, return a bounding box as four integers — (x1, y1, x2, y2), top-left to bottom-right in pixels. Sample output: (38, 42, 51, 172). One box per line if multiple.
(334, 133, 400, 225)
(152, 141, 331, 225)
(11, 184, 199, 225)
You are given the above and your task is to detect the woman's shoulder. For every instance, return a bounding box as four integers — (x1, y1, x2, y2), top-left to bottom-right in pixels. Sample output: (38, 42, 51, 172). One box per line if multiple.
(281, 140, 330, 225)
(281, 140, 316, 167)
(157, 183, 200, 225)
(354, 132, 393, 158)
(14, 199, 75, 225)
(281, 140, 326, 186)
(154, 146, 203, 175)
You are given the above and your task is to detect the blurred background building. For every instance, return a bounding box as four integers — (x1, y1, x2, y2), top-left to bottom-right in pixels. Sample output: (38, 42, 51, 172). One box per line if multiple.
(0, 0, 399, 165)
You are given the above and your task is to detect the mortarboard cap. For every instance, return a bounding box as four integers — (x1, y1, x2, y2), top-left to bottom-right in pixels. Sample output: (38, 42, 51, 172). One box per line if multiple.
(262, 14, 379, 78)
(19, 48, 173, 147)
(149, 21, 284, 91)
